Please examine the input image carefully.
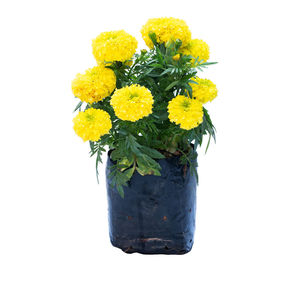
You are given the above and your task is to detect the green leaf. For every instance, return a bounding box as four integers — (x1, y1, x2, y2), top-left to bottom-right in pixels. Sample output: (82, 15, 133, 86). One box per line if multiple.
(116, 185, 124, 198)
(136, 166, 161, 177)
(123, 167, 135, 180)
(96, 147, 103, 184)
(125, 134, 142, 155)
(140, 146, 165, 159)
(89, 141, 95, 155)
(110, 149, 123, 161)
(188, 79, 199, 85)
(205, 134, 211, 154)
(136, 167, 147, 176)
(73, 101, 83, 112)
(182, 83, 193, 97)
(200, 61, 218, 66)
(149, 63, 164, 68)
(165, 80, 179, 91)
(136, 153, 162, 176)
(160, 68, 172, 76)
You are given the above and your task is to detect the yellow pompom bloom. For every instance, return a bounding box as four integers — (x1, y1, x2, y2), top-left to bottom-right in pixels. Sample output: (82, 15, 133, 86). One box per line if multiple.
(180, 39, 210, 63)
(92, 30, 138, 63)
(141, 17, 191, 49)
(72, 66, 116, 104)
(168, 95, 203, 130)
(173, 54, 180, 61)
(73, 108, 112, 142)
(110, 84, 154, 122)
(190, 77, 217, 104)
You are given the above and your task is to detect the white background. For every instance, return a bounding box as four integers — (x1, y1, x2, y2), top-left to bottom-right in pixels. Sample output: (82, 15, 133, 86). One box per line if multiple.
(0, 0, 299, 280)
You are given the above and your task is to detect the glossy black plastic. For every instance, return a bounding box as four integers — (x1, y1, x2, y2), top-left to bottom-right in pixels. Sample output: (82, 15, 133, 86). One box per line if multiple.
(106, 152, 197, 254)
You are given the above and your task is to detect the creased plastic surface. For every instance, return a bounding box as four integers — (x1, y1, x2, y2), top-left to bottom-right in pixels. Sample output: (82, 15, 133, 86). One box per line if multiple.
(106, 152, 197, 254)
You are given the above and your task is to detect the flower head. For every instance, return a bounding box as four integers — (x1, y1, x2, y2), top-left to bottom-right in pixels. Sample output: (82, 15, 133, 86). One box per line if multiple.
(168, 95, 203, 130)
(92, 30, 138, 63)
(180, 39, 210, 64)
(110, 84, 153, 122)
(72, 65, 116, 104)
(190, 77, 217, 104)
(73, 108, 112, 142)
(173, 54, 180, 61)
(141, 17, 191, 49)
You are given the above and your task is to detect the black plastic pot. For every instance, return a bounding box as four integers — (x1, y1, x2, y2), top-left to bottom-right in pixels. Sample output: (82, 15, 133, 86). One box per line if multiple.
(106, 151, 197, 254)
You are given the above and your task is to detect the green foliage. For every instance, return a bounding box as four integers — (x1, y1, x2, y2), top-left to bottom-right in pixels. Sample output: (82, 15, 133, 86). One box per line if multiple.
(83, 35, 217, 197)
(73, 101, 83, 112)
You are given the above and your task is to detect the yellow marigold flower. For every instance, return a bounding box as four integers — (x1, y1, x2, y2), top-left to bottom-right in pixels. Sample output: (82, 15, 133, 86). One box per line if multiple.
(72, 65, 116, 104)
(141, 17, 191, 49)
(168, 95, 203, 130)
(173, 54, 180, 61)
(190, 77, 217, 104)
(180, 39, 210, 63)
(110, 84, 153, 122)
(73, 108, 112, 142)
(92, 30, 138, 63)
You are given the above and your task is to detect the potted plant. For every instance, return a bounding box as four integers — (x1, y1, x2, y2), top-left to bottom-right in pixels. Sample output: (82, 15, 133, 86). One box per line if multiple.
(72, 17, 218, 254)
